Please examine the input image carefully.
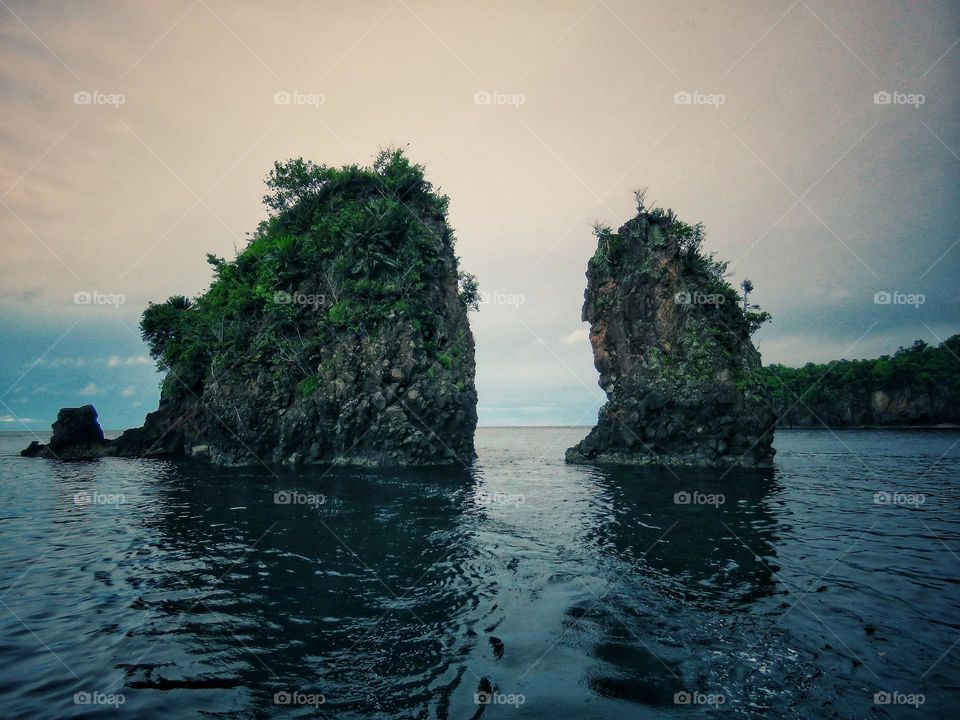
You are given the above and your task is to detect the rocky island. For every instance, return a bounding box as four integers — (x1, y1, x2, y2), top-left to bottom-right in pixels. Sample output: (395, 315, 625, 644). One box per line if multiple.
(566, 194, 776, 468)
(24, 150, 480, 466)
(21, 405, 108, 460)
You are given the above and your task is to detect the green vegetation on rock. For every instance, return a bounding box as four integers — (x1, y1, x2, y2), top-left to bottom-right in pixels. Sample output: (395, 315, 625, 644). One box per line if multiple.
(762, 336, 960, 427)
(128, 148, 479, 466)
(141, 149, 478, 396)
(568, 192, 777, 468)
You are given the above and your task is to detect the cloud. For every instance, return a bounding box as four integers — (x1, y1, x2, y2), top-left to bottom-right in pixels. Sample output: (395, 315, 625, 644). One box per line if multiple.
(0, 414, 34, 423)
(24, 355, 151, 369)
(28, 357, 88, 369)
(107, 355, 152, 367)
(120, 386, 136, 397)
(559, 328, 588, 346)
(9, 383, 47, 397)
(78, 383, 100, 396)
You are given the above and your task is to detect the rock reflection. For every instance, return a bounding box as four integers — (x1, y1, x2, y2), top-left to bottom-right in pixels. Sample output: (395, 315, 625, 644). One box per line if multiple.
(125, 462, 485, 717)
(568, 464, 784, 708)
(586, 464, 783, 607)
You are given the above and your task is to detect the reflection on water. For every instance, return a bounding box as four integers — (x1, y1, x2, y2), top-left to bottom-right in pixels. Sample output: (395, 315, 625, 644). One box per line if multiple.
(0, 428, 958, 718)
(586, 464, 782, 606)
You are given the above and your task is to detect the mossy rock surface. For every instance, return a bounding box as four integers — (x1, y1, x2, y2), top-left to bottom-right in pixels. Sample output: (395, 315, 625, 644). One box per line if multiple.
(567, 207, 776, 469)
(113, 150, 479, 467)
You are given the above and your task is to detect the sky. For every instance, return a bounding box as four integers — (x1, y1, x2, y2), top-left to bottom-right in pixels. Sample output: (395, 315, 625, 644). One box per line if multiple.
(1, 0, 958, 431)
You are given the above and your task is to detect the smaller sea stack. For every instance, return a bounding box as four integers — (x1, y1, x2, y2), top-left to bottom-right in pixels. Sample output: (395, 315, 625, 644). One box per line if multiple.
(566, 197, 776, 468)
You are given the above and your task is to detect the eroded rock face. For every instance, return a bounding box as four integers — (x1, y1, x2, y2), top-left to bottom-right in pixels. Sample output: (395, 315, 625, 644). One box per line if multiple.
(21, 405, 109, 459)
(111, 292, 477, 467)
(763, 336, 960, 428)
(775, 385, 958, 427)
(50, 405, 104, 448)
(566, 208, 775, 468)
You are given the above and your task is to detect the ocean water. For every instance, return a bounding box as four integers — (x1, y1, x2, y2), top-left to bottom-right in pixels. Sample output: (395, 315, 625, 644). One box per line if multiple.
(0, 427, 957, 719)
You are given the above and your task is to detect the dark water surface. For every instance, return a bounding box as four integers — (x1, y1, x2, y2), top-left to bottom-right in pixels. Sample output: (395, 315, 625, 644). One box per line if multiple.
(0, 428, 958, 719)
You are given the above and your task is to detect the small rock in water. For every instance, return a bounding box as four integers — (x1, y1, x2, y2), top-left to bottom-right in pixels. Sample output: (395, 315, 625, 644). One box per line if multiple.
(21, 404, 109, 458)
(470, 677, 495, 719)
(49, 404, 104, 448)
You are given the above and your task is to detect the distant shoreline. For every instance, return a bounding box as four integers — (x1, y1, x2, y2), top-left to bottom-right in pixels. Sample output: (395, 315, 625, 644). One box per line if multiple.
(2, 426, 597, 433)
(776, 424, 960, 431)
(4, 424, 958, 433)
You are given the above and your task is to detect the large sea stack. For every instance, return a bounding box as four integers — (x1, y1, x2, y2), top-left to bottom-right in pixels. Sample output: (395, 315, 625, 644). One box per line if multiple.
(26, 151, 480, 466)
(566, 198, 776, 468)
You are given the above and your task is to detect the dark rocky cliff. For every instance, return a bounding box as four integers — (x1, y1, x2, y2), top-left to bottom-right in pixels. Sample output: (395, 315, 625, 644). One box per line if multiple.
(774, 386, 957, 427)
(566, 201, 776, 468)
(765, 336, 960, 428)
(25, 150, 479, 466)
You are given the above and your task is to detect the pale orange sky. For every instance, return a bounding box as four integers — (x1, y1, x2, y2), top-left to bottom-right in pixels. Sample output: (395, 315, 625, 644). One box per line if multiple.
(1, 0, 958, 426)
